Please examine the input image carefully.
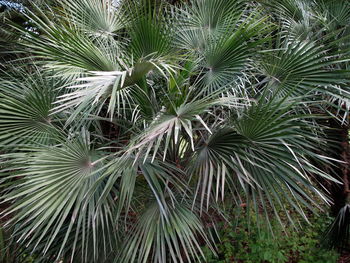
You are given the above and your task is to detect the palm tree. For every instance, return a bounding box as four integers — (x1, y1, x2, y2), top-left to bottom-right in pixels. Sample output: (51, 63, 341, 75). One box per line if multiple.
(1, 0, 349, 262)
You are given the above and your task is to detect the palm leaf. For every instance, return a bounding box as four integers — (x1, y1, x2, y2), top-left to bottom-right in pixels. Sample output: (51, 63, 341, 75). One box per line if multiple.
(119, 201, 214, 263)
(1, 133, 117, 262)
(0, 71, 63, 148)
(192, 96, 337, 219)
(62, 0, 126, 36)
(175, 0, 246, 51)
(256, 38, 350, 98)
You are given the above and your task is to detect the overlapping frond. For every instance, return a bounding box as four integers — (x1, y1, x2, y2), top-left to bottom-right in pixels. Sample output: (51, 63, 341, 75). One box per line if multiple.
(199, 13, 269, 92)
(0, 72, 62, 148)
(119, 201, 213, 263)
(261, 0, 314, 41)
(0, 0, 348, 262)
(1, 134, 117, 262)
(256, 38, 350, 98)
(63, 0, 125, 36)
(176, 0, 246, 50)
(127, 96, 216, 162)
(192, 97, 336, 218)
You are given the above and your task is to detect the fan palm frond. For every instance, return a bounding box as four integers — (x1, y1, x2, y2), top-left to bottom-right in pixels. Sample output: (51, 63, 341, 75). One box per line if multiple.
(0, 71, 63, 148)
(256, 38, 350, 98)
(119, 201, 214, 263)
(261, 0, 314, 41)
(1, 0, 349, 262)
(1, 133, 117, 262)
(176, 0, 246, 51)
(63, 0, 126, 36)
(199, 13, 270, 92)
(192, 96, 336, 218)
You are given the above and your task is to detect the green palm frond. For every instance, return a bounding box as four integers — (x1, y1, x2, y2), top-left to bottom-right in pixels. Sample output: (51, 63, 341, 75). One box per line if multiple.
(192, 96, 336, 217)
(127, 96, 215, 162)
(176, 0, 271, 94)
(199, 13, 269, 92)
(16, 1, 178, 123)
(119, 201, 213, 263)
(1, 0, 349, 262)
(263, 0, 311, 23)
(1, 134, 117, 262)
(176, 0, 246, 51)
(127, 2, 174, 61)
(0, 71, 63, 148)
(315, 0, 350, 31)
(100, 156, 187, 220)
(261, 0, 314, 41)
(63, 0, 126, 36)
(256, 38, 350, 98)
(22, 23, 120, 75)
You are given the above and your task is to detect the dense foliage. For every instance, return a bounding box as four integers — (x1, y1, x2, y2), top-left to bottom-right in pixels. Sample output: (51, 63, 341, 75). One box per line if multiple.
(202, 209, 339, 263)
(0, 0, 350, 262)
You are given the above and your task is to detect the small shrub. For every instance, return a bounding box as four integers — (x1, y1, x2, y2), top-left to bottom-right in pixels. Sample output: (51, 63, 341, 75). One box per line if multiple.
(201, 211, 338, 263)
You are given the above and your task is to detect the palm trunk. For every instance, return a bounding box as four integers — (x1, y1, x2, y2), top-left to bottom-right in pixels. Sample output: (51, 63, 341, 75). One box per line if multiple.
(323, 118, 350, 249)
(327, 118, 350, 216)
